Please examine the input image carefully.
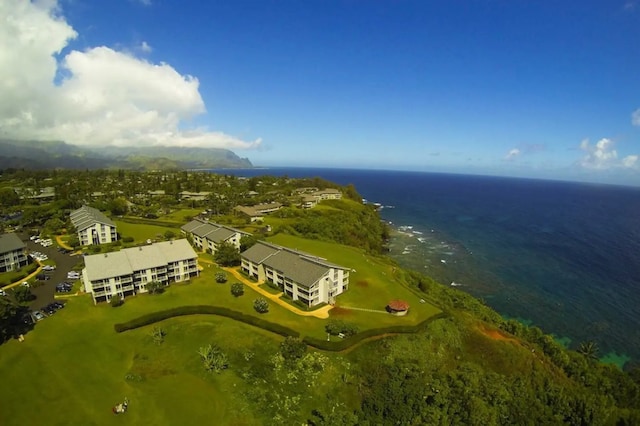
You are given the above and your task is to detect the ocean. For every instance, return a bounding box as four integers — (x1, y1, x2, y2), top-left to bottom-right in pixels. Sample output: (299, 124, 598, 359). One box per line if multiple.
(211, 167, 640, 366)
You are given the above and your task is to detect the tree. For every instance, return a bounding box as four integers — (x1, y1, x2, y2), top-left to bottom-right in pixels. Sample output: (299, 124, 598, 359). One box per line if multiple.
(214, 241, 241, 266)
(230, 282, 244, 297)
(43, 217, 65, 234)
(110, 294, 123, 307)
(163, 230, 176, 240)
(198, 344, 228, 373)
(215, 272, 228, 283)
(0, 297, 29, 343)
(578, 341, 600, 360)
(0, 188, 20, 207)
(146, 281, 164, 294)
(12, 286, 35, 303)
(240, 234, 258, 252)
(253, 297, 269, 313)
(67, 233, 80, 249)
(108, 197, 129, 216)
(280, 337, 307, 361)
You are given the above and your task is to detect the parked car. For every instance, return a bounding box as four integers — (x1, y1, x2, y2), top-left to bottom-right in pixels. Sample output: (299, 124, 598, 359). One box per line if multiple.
(0, 289, 6, 296)
(32, 311, 45, 321)
(56, 283, 73, 293)
(35, 274, 51, 281)
(42, 265, 56, 271)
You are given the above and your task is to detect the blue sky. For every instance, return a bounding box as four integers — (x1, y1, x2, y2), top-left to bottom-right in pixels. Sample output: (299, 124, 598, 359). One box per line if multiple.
(2, 1, 640, 185)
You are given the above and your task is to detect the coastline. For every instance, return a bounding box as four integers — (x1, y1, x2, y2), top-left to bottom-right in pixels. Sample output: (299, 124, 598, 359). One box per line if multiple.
(385, 222, 633, 369)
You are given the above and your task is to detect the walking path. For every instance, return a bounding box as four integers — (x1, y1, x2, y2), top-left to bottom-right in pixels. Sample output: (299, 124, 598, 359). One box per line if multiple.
(339, 306, 389, 314)
(55, 235, 73, 250)
(1, 263, 43, 291)
(198, 258, 332, 319)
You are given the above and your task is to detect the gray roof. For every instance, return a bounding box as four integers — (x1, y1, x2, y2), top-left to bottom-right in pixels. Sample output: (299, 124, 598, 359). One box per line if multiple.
(154, 239, 198, 262)
(241, 241, 280, 264)
(84, 251, 131, 281)
(181, 219, 247, 242)
(241, 241, 347, 289)
(264, 251, 330, 288)
(181, 220, 205, 233)
(84, 238, 197, 282)
(0, 233, 25, 255)
(70, 205, 116, 231)
(125, 245, 167, 272)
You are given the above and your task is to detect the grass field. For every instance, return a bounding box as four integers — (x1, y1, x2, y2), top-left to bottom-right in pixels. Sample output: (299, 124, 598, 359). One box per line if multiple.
(162, 208, 203, 223)
(0, 236, 441, 424)
(267, 233, 441, 327)
(114, 220, 178, 244)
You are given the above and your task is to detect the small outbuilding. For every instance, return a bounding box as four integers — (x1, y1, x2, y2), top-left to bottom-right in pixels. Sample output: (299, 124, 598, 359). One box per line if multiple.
(387, 299, 410, 316)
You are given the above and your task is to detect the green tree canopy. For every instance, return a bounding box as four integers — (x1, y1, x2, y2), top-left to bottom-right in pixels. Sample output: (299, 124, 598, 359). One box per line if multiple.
(0, 188, 20, 207)
(279, 337, 307, 361)
(214, 241, 241, 266)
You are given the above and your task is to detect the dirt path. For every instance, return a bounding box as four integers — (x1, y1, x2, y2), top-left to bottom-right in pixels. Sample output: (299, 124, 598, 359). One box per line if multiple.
(477, 324, 520, 344)
(198, 258, 333, 319)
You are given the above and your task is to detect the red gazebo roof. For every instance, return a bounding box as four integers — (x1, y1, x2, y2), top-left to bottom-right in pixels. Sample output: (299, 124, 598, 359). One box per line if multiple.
(388, 299, 410, 311)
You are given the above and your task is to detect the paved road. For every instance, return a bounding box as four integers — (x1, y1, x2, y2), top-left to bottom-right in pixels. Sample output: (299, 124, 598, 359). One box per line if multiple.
(17, 233, 84, 310)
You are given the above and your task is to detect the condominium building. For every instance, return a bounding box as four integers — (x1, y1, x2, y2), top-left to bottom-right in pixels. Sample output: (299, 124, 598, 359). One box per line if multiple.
(241, 241, 349, 307)
(0, 233, 29, 273)
(181, 219, 249, 254)
(70, 205, 118, 246)
(82, 239, 199, 303)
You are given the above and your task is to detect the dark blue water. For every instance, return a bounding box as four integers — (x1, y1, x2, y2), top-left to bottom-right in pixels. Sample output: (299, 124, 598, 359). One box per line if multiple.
(212, 168, 640, 365)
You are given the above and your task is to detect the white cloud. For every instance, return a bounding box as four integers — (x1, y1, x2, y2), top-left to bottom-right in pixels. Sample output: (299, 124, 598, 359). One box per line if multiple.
(504, 148, 520, 161)
(140, 41, 152, 53)
(579, 138, 638, 170)
(622, 155, 638, 168)
(0, 0, 260, 150)
(632, 108, 640, 126)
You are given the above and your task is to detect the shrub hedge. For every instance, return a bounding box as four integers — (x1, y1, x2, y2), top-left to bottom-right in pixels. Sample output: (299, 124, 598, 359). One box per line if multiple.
(115, 306, 447, 352)
(302, 312, 449, 352)
(114, 305, 299, 338)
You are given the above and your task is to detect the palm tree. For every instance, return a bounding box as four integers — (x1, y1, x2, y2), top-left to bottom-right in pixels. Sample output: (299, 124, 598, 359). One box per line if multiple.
(578, 341, 599, 360)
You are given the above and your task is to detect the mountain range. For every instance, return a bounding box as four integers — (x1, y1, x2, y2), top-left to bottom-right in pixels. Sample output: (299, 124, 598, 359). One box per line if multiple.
(0, 139, 253, 170)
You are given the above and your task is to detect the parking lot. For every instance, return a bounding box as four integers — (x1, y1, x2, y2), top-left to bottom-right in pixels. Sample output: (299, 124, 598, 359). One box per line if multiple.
(18, 233, 84, 311)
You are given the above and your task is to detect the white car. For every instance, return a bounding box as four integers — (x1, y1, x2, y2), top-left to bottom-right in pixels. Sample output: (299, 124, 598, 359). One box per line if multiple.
(0, 289, 6, 296)
(42, 265, 56, 271)
(21, 281, 30, 287)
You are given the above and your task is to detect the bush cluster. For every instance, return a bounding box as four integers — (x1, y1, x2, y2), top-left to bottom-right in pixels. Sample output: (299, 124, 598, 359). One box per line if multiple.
(114, 305, 298, 338)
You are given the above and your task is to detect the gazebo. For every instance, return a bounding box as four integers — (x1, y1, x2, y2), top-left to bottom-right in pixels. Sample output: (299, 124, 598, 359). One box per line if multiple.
(387, 299, 410, 316)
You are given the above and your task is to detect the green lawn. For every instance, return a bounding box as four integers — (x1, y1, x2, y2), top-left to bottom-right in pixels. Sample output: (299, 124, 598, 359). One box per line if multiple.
(0, 235, 442, 424)
(114, 220, 178, 243)
(162, 208, 203, 223)
(0, 296, 275, 425)
(267, 233, 441, 326)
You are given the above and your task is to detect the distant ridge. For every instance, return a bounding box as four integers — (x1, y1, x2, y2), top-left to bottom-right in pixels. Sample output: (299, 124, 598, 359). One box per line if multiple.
(0, 139, 252, 170)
